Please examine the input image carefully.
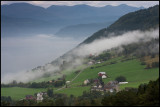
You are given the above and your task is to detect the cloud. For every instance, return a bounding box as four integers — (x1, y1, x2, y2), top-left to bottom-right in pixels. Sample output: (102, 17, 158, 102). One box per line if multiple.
(73, 28, 159, 57)
(1, 34, 82, 83)
(1, 1, 159, 8)
(1, 28, 158, 84)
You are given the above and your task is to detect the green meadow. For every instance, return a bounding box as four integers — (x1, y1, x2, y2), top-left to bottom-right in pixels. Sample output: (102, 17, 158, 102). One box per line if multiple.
(69, 58, 159, 86)
(1, 87, 47, 100)
(55, 86, 90, 97)
(1, 57, 159, 100)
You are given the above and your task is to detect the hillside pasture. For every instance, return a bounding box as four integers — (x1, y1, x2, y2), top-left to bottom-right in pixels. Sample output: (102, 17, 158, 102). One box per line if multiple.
(1, 87, 47, 100)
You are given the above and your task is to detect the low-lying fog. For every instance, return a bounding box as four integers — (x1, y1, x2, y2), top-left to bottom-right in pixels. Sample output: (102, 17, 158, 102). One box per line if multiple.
(1, 34, 84, 82)
(1, 28, 159, 84)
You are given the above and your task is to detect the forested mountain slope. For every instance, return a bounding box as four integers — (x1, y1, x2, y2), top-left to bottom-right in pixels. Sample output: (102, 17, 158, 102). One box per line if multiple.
(82, 5, 159, 44)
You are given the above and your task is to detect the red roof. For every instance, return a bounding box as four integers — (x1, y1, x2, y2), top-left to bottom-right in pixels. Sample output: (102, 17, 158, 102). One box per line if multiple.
(26, 95, 34, 100)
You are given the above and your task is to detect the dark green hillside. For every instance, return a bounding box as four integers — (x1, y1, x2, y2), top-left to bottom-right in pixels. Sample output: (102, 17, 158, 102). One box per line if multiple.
(82, 5, 159, 44)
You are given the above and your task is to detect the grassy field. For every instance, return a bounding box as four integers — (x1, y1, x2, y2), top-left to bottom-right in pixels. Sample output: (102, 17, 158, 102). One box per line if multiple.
(1, 87, 47, 100)
(1, 56, 159, 100)
(32, 64, 87, 83)
(56, 57, 158, 96)
(55, 86, 90, 97)
(67, 57, 159, 88)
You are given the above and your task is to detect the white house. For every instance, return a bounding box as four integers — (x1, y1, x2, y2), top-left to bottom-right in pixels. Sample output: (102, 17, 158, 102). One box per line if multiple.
(102, 75, 107, 79)
(97, 61, 101, 64)
(98, 72, 106, 77)
(98, 72, 106, 75)
(109, 89, 114, 93)
(93, 86, 97, 88)
(119, 82, 128, 84)
(37, 92, 43, 101)
(98, 72, 106, 74)
(98, 85, 102, 88)
(84, 79, 90, 85)
(66, 81, 71, 84)
(88, 61, 93, 65)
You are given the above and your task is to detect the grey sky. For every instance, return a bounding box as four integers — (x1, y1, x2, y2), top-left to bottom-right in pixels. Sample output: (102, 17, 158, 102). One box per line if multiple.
(1, 1, 159, 8)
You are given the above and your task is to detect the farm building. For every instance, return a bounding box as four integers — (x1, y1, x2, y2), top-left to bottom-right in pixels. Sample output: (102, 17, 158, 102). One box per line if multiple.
(98, 72, 106, 76)
(26, 95, 35, 100)
(119, 82, 128, 84)
(102, 75, 107, 79)
(104, 81, 119, 92)
(97, 61, 101, 64)
(49, 80, 52, 83)
(84, 79, 90, 85)
(91, 80, 119, 92)
(91, 84, 103, 91)
(66, 81, 71, 84)
(88, 60, 96, 65)
(37, 92, 43, 101)
(88, 61, 94, 65)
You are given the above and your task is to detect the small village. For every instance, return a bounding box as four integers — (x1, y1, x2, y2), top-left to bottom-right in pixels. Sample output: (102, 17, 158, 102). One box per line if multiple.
(17, 57, 130, 102)
(22, 69, 129, 102)
(84, 71, 128, 93)
(25, 92, 47, 101)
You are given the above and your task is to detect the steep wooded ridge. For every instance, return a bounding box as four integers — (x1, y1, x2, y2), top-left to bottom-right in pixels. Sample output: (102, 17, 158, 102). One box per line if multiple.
(82, 5, 159, 44)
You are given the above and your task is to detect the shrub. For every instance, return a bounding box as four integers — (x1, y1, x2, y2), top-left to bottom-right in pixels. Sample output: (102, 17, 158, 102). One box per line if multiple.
(145, 64, 151, 69)
(151, 62, 159, 68)
(141, 62, 146, 65)
(115, 76, 126, 82)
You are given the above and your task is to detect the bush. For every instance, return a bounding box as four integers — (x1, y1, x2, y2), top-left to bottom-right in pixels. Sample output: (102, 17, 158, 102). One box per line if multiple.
(90, 67, 94, 69)
(145, 64, 151, 69)
(141, 62, 146, 65)
(151, 62, 159, 68)
(115, 76, 126, 82)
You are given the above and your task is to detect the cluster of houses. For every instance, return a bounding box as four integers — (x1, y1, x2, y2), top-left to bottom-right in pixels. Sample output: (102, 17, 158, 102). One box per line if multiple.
(84, 71, 128, 93)
(91, 80, 119, 93)
(88, 60, 102, 66)
(25, 92, 47, 101)
(83, 72, 108, 85)
(83, 71, 119, 93)
(98, 72, 108, 79)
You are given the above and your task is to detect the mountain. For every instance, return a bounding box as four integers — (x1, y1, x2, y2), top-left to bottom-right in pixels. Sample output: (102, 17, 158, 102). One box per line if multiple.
(82, 5, 159, 44)
(1, 3, 143, 38)
(2, 3, 143, 23)
(32, 5, 159, 85)
(46, 4, 144, 25)
(31, 5, 159, 74)
(55, 21, 114, 39)
(1, 15, 58, 37)
(1, 3, 59, 21)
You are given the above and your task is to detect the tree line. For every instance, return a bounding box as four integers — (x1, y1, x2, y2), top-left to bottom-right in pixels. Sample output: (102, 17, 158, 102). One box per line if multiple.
(1, 78, 66, 88)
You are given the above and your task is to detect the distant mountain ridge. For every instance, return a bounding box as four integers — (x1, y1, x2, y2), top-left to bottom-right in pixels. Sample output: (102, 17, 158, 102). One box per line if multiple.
(55, 21, 114, 38)
(81, 5, 159, 44)
(2, 3, 144, 20)
(1, 3, 143, 38)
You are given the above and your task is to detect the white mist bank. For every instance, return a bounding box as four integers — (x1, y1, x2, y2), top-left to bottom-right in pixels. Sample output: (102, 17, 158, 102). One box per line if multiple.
(1, 28, 159, 84)
(1, 34, 82, 84)
(73, 28, 159, 57)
